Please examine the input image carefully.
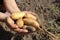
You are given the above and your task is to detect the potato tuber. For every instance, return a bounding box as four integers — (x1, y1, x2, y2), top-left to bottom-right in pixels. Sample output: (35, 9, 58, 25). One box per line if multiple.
(23, 25, 36, 32)
(24, 13, 37, 20)
(23, 18, 40, 29)
(11, 12, 25, 20)
(26, 26, 36, 32)
(16, 19, 24, 28)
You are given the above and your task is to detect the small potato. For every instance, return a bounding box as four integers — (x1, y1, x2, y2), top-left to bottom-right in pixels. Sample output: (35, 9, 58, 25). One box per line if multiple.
(24, 13, 37, 20)
(11, 12, 25, 20)
(23, 18, 40, 29)
(23, 25, 36, 32)
(26, 26, 36, 32)
(16, 19, 24, 28)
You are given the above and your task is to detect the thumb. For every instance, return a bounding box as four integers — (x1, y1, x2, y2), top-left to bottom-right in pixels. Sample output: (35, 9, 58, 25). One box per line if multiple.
(5, 11, 11, 16)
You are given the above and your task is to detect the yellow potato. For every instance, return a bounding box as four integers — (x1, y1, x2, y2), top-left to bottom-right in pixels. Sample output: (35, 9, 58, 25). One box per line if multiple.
(11, 12, 26, 20)
(24, 13, 37, 20)
(16, 19, 24, 28)
(23, 18, 40, 29)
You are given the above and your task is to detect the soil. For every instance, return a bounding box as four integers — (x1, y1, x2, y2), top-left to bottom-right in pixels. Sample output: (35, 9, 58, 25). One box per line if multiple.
(0, 0, 60, 40)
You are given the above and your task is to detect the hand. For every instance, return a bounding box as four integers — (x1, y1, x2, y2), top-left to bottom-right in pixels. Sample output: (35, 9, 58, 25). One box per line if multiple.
(5, 12, 28, 33)
(5, 11, 38, 34)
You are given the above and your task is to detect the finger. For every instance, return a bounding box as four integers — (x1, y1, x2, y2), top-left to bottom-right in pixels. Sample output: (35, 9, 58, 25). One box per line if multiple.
(9, 24, 18, 29)
(0, 12, 8, 20)
(28, 11, 37, 16)
(7, 17, 14, 24)
(14, 28, 28, 33)
(23, 11, 37, 16)
(5, 11, 11, 16)
(7, 17, 18, 28)
(23, 11, 37, 20)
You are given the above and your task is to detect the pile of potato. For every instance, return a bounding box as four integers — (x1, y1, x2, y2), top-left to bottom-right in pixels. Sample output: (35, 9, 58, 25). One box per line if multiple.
(11, 12, 40, 32)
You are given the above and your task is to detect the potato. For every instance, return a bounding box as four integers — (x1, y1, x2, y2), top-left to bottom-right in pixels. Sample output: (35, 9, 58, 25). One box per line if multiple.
(24, 13, 37, 20)
(23, 25, 36, 32)
(23, 18, 40, 29)
(11, 12, 26, 20)
(16, 19, 24, 28)
(26, 26, 36, 32)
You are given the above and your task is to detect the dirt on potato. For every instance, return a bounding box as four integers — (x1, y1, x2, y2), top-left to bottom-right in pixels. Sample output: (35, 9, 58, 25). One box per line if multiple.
(0, 0, 60, 40)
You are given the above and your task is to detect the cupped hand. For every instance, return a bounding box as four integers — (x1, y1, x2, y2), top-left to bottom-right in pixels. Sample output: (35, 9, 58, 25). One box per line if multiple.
(5, 11, 38, 34)
(5, 12, 28, 33)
